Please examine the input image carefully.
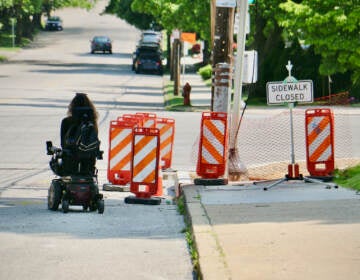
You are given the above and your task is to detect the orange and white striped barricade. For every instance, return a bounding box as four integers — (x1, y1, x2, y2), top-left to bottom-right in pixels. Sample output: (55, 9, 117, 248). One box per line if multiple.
(103, 119, 137, 191)
(125, 127, 162, 205)
(196, 112, 228, 182)
(120, 114, 144, 127)
(156, 117, 175, 170)
(305, 108, 335, 178)
(135, 112, 157, 128)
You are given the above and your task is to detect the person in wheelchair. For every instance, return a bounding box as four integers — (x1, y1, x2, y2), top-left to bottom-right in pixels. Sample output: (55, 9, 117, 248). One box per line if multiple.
(60, 93, 100, 176)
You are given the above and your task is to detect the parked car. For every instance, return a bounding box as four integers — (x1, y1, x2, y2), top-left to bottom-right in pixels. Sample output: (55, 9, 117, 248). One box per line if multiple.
(134, 53, 163, 75)
(45, 16, 63, 31)
(90, 36, 112, 54)
(141, 30, 162, 43)
(132, 43, 162, 70)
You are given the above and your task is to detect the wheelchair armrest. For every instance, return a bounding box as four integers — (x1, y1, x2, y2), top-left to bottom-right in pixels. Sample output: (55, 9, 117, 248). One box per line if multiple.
(46, 141, 61, 155)
(97, 150, 104, 160)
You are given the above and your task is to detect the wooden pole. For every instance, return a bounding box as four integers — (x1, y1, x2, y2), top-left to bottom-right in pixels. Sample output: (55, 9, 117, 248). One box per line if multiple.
(173, 39, 181, 96)
(210, 2, 235, 110)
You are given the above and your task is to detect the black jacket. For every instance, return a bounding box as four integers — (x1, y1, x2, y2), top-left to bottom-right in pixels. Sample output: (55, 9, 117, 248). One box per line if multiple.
(60, 116, 80, 149)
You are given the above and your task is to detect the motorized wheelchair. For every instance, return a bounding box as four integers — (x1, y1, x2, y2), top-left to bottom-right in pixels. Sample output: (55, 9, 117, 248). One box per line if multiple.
(46, 141, 105, 214)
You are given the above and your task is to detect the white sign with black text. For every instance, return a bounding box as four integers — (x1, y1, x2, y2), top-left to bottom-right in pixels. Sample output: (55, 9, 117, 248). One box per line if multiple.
(266, 80, 313, 105)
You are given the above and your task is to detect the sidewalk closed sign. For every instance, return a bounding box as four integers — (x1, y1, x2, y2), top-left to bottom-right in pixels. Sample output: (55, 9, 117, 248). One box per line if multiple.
(266, 80, 313, 105)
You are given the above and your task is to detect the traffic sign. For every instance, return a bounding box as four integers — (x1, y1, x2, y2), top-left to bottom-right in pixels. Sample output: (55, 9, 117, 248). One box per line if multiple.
(266, 80, 313, 105)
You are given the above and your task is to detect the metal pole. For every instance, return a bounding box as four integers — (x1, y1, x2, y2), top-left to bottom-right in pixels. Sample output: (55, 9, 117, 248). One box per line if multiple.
(11, 18, 15, 48)
(230, 0, 248, 149)
(285, 61, 296, 165)
(289, 102, 295, 165)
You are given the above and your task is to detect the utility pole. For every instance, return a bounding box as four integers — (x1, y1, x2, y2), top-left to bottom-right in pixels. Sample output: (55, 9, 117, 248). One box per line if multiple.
(170, 30, 181, 96)
(210, 0, 235, 111)
(173, 38, 181, 96)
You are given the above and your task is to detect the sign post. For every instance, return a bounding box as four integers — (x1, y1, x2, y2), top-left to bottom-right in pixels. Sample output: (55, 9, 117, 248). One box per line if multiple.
(266, 61, 313, 105)
(263, 61, 336, 190)
(266, 61, 313, 179)
(10, 18, 16, 48)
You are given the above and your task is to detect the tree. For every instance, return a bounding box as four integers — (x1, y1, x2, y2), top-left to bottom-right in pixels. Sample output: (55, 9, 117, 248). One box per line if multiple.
(278, 0, 360, 86)
(0, 0, 96, 45)
(105, 0, 156, 30)
(131, 0, 210, 41)
(247, 0, 322, 102)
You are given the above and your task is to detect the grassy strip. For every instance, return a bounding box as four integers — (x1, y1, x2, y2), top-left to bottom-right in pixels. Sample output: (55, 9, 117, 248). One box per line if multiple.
(176, 195, 200, 279)
(0, 30, 38, 62)
(163, 80, 193, 111)
(334, 164, 360, 192)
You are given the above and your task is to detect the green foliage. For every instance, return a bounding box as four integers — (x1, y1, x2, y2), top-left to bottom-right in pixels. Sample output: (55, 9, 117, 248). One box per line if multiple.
(163, 81, 186, 110)
(131, 0, 210, 41)
(0, 0, 97, 46)
(185, 228, 199, 272)
(176, 195, 185, 215)
(277, 0, 360, 86)
(105, 0, 156, 30)
(176, 195, 199, 276)
(246, 0, 356, 102)
(334, 165, 360, 192)
(198, 64, 212, 80)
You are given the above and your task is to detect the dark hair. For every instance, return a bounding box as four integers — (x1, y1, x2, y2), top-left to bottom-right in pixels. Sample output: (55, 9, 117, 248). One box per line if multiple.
(67, 93, 98, 131)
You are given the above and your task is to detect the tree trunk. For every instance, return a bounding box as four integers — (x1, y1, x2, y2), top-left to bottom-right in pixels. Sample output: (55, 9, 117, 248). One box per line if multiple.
(33, 13, 42, 30)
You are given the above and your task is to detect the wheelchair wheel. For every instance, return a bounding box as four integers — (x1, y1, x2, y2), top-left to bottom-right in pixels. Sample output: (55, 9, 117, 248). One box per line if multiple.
(48, 180, 62, 211)
(62, 199, 69, 213)
(89, 203, 97, 212)
(97, 199, 104, 214)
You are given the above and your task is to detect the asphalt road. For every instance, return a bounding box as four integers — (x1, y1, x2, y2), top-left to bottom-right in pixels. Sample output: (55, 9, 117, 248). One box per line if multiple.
(0, 2, 195, 279)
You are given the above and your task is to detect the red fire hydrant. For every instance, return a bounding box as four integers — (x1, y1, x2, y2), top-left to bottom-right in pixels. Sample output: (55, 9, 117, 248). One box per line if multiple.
(182, 82, 191, 106)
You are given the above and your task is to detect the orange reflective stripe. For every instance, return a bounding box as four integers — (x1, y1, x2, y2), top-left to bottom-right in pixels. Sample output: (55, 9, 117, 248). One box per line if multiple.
(134, 134, 153, 151)
(309, 135, 332, 162)
(110, 131, 132, 158)
(161, 135, 172, 148)
(112, 152, 131, 171)
(202, 136, 224, 164)
(307, 116, 329, 145)
(133, 147, 156, 176)
(205, 120, 224, 143)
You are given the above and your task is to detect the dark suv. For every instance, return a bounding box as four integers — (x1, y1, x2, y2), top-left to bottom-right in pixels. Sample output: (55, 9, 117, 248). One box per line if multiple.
(45, 16, 63, 31)
(132, 43, 162, 71)
(134, 53, 163, 75)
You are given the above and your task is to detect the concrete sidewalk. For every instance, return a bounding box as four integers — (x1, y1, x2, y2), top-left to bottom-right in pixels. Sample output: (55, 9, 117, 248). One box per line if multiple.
(181, 73, 211, 108)
(179, 73, 360, 280)
(183, 180, 360, 280)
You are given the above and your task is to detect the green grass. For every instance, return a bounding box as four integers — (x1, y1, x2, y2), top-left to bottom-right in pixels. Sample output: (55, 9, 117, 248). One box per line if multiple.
(0, 31, 26, 62)
(163, 80, 192, 111)
(334, 164, 360, 192)
(176, 195, 200, 278)
(176, 195, 186, 215)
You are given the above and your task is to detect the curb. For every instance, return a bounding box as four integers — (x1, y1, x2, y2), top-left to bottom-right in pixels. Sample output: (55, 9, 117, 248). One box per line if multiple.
(182, 185, 232, 280)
